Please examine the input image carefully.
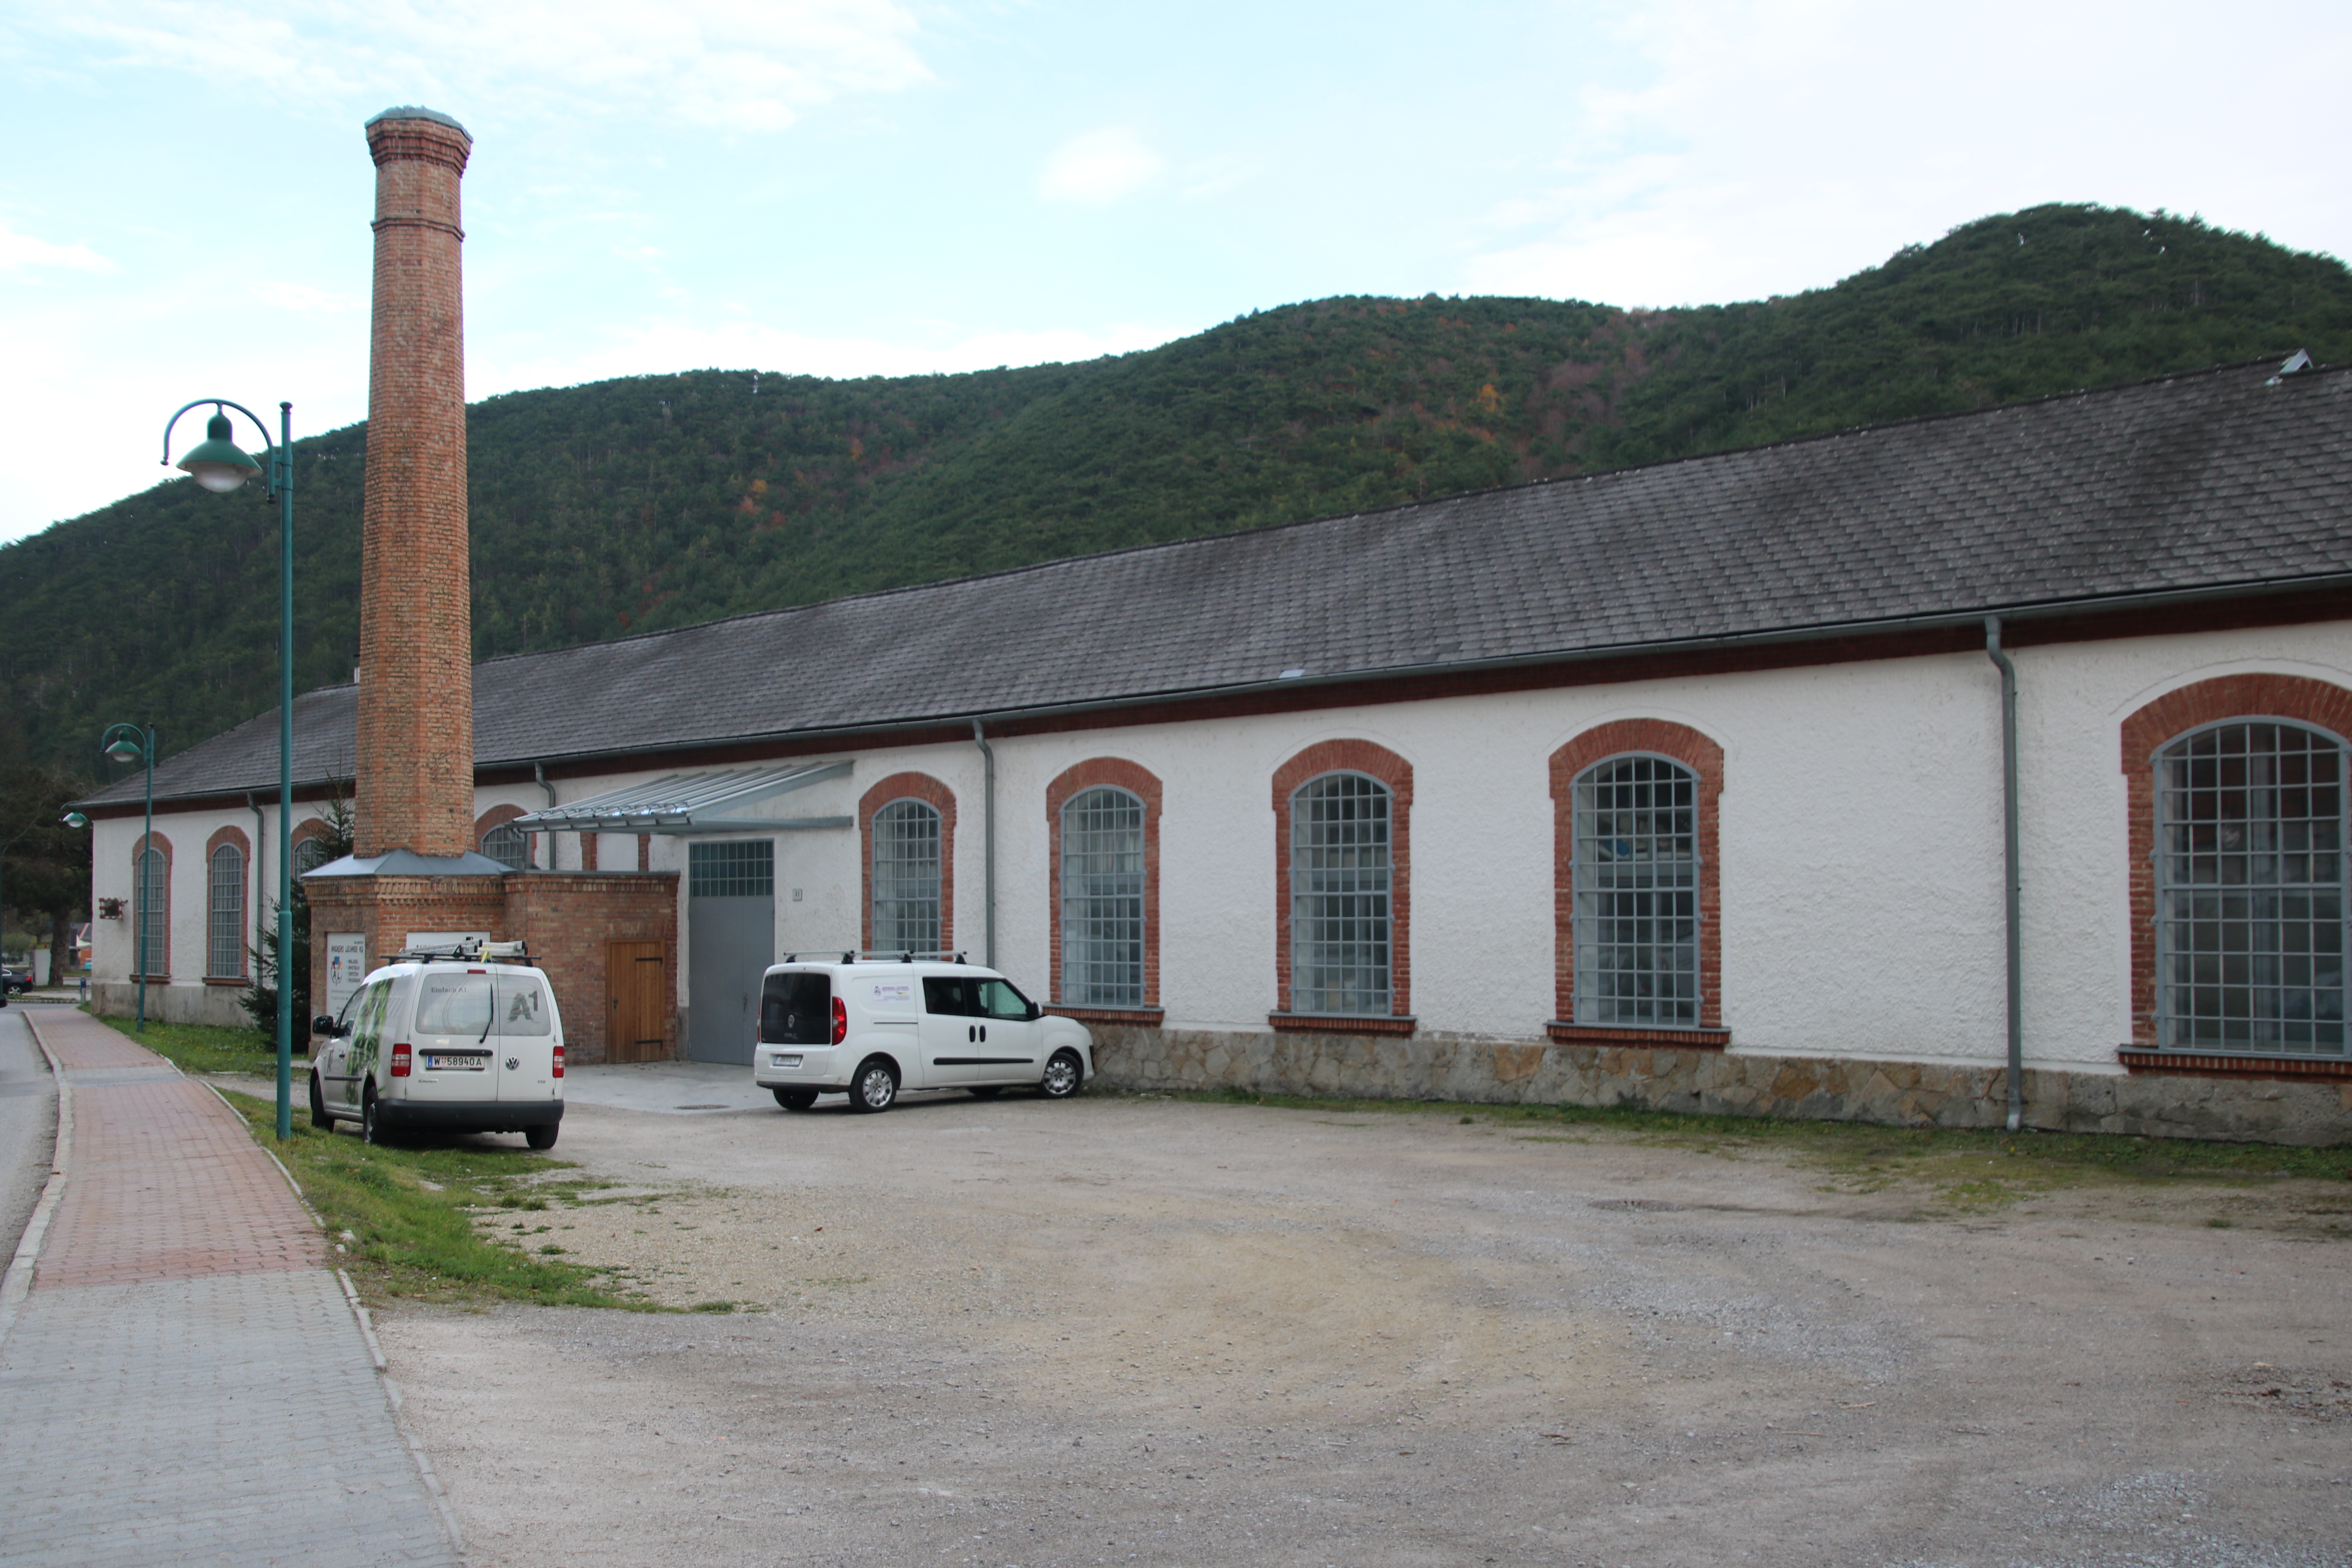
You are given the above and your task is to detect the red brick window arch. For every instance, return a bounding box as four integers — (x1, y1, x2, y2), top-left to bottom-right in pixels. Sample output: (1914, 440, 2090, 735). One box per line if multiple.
(1549, 720, 1726, 1043)
(1047, 759, 1162, 1013)
(290, 817, 337, 875)
(1272, 740, 1413, 1028)
(2121, 675, 2352, 1055)
(205, 824, 252, 979)
(859, 774, 955, 954)
(475, 803, 532, 871)
(131, 831, 173, 981)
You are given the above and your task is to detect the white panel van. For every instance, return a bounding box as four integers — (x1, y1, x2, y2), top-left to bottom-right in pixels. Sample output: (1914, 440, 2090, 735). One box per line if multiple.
(309, 948, 566, 1147)
(752, 957, 1093, 1112)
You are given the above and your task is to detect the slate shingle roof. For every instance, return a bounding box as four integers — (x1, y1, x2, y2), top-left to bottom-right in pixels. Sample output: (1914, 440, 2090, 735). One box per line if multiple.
(86, 358, 2352, 808)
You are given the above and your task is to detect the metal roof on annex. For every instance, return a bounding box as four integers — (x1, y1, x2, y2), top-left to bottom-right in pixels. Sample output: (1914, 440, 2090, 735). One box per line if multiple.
(506, 762, 853, 835)
(81, 356, 2352, 809)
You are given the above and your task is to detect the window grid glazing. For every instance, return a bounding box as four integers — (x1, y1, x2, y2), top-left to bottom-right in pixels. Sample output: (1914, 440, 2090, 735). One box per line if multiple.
(2157, 721, 2348, 1054)
(1573, 755, 1700, 1026)
(1061, 786, 1145, 1007)
(689, 839, 774, 898)
(872, 800, 942, 952)
(136, 848, 167, 976)
(1291, 773, 1391, 1015)
(207, 844, 245, 978)
(481, 822, 530, 871)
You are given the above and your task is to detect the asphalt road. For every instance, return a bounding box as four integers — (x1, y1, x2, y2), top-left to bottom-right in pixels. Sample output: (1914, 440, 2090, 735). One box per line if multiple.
(0, 1009, 58, 1267)
(370, 1073, 2352, 1568)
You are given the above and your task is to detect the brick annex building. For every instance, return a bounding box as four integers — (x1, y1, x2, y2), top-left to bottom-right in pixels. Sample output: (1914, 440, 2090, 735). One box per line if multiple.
(77, 338, 2352, 1143)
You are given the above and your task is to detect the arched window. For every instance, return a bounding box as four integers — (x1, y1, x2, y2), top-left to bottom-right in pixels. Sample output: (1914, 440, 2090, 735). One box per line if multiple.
(292, 832, 336, 876)
(134, 841, 169, 979)
(207, 843, 246, 978)
(1061, 786, 1145, 1007)
(872, 799, 942, 953)
(2155, 720, 2348, 1054)
(1290, 773, 1392, 1015)
(482, 822, 531, 871)
(1572, 755, 1700, 1026)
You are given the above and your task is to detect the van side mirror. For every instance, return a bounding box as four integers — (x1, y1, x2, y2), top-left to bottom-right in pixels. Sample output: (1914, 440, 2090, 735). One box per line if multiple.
(311, 1014, 339, 1037)
(1027, 1002, 1042, 1022)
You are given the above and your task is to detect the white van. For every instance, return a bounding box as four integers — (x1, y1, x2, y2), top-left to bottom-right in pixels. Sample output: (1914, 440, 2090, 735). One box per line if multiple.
(752, 955, 1093, 1112)
(309, 942, 566, 1148)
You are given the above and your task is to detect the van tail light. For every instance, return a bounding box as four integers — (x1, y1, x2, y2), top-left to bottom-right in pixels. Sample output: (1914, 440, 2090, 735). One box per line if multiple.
(390, 1042, 412, 1078)
(552, 1044, 565, 1079)
(831, 996, 848, 1045)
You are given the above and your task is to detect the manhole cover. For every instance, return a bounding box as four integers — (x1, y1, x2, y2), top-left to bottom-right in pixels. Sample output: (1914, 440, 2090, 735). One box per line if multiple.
(674, 1103, 731, 1110)
(1588, 1198, 1683, 1212)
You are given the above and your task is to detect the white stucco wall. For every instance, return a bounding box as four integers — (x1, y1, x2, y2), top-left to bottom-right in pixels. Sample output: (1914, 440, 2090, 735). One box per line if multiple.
(89, 618, 2352, 1073)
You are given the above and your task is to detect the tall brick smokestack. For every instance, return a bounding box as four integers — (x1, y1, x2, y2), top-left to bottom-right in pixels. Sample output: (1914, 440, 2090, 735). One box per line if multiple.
(357, 106, 474, 858)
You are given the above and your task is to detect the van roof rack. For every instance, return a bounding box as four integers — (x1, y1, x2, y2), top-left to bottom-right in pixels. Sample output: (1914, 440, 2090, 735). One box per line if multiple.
(779, 949, 968, 965)
(392, 937, 536, 965)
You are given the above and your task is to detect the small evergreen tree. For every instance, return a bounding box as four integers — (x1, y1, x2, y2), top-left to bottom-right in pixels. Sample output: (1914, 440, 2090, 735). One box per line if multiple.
(244, 789, 354, 1039)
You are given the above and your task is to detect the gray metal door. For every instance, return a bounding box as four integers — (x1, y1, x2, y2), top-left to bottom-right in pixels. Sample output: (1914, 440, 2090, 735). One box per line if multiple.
(688, 840, 774, 1065)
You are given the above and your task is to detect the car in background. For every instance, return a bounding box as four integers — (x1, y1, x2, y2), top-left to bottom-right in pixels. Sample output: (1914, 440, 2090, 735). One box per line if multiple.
(753, 954, 1093, 1112)
(0, 966, 30, 997)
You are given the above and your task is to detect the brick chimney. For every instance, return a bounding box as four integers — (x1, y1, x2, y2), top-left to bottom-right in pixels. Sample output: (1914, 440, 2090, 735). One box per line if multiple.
(357, 106, 474, 858)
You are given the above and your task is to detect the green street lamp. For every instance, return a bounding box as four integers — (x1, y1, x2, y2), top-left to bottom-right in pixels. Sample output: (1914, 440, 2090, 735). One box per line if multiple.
(99, 722, 156, 1031)
(162, 396, 297, 1141)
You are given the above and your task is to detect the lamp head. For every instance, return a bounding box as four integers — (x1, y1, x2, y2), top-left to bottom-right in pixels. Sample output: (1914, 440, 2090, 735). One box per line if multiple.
(61, 812, 89, 829)
(104, 737, 143, 764)
(176, 411, 261, 494)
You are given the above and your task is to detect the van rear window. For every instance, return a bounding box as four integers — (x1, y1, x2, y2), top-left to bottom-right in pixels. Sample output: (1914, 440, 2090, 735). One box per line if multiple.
(762, 973, 833, 1044)
(415, 973, 551, 1037)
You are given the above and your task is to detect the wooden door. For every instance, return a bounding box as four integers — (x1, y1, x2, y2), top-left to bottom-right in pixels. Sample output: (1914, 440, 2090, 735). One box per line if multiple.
(606, 940, 668, 1062)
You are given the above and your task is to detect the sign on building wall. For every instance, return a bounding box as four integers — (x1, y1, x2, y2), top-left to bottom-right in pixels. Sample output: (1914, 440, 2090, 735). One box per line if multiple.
(325, 933, 367, 1020)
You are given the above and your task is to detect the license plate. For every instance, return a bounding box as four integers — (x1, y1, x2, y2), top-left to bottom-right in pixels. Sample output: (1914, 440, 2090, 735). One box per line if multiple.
(771, 1054, 802, 1069)
(425, 1054, 487, 1071)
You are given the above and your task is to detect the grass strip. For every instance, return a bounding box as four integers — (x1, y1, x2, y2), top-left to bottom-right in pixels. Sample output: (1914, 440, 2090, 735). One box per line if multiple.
(213, 1088, 656, 1309)
(80, 1012, 655, 1307)
(1174, 1086, 2352, 1185)
(85, 1008, 288, 1076)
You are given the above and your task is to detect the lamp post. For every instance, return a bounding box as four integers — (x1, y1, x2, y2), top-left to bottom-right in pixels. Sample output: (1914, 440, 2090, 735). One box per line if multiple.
(96, 724, 156, 1031)
(162, 398, 296, 1141)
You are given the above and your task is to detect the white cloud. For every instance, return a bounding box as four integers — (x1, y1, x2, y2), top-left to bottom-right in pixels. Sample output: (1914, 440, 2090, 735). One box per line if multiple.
(1461, 0, 2352, 308)
(33, 0, 932, 131)
(0, 223, 116, 274)
(1037, 127, 1162, 206)
(248, 280, 365, 316)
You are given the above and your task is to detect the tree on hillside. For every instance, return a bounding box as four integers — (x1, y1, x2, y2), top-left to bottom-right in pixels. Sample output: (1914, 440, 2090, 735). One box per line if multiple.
(0, 768, 94, 987)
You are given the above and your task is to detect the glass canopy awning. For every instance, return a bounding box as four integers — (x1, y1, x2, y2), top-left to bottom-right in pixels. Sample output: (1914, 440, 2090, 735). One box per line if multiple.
(508, 760, 853, 836)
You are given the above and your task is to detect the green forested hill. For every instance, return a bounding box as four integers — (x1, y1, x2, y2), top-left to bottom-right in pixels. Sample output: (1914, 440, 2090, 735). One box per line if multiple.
(6, 201, 2349, 779)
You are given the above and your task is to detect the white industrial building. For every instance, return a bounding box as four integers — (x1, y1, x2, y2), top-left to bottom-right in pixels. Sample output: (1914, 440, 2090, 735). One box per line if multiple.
(76, 356, 2352, 1142)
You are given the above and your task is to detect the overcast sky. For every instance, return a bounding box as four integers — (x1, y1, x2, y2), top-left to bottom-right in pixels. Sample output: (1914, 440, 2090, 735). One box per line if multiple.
(4, 0, 2348, 544)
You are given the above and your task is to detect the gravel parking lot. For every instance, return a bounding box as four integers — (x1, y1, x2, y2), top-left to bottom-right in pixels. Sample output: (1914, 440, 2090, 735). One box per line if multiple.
(374, 1076, 2352, 1567)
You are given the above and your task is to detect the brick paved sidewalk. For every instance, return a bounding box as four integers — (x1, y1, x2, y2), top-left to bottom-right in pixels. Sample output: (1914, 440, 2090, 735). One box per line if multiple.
(0, 1010, 459, 1566)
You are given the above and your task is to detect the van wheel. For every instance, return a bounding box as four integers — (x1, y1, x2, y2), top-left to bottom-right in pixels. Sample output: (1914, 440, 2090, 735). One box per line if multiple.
(849, 1058, 898, 1113)
(1039, 1050, 1084, 1100)
(360, 1087, 389, 1145)
(309, 1071, 334, 1131)
(773, 1088, 818, 1111)
(524, 1123, 559, 1151)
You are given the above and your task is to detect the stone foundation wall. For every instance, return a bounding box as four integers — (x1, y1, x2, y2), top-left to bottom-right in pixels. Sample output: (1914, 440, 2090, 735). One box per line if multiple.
(1089, 1024, 2352, 1146)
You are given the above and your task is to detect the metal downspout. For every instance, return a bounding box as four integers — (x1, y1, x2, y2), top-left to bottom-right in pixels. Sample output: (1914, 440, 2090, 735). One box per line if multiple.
(1986, 618, 2024, 1132)
(246, 791, 268, 961)
(972, 720, 996, 967)
(534, 762, 556, 871)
